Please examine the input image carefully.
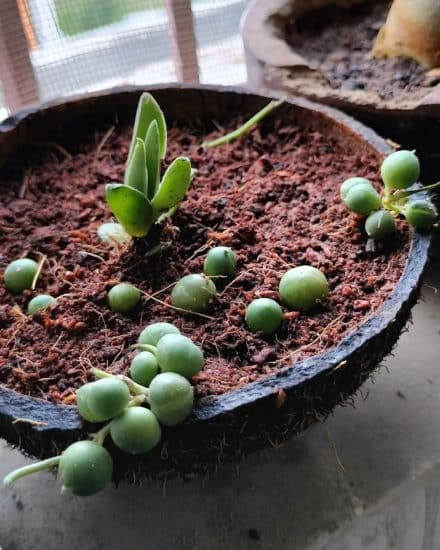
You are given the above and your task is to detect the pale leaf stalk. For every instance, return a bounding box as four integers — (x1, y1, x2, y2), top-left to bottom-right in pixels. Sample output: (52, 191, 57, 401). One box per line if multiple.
(91, 368, 149, 398)
(4, 456, 60, 487)
(202, 99, 284, 148)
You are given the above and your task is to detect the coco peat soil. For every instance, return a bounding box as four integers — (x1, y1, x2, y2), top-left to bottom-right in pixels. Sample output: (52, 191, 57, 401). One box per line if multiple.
(0, 114, 409, 405)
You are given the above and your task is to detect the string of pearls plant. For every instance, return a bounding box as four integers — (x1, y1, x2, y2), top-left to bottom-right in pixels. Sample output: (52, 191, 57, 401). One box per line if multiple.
(4, 322, 200, 496)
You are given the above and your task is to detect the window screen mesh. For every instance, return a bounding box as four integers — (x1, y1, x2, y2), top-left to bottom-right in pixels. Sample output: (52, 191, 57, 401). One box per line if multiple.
(0, 0, 247, 119)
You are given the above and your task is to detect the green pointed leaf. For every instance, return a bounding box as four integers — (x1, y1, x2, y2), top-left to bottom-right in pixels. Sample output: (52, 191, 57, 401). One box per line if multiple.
(124, 138, 148, 195)
(150, 157, 192, 214)
(145, 120, 160, 200)
(127, 93, 167, 163)
(105, 184, 153, 237)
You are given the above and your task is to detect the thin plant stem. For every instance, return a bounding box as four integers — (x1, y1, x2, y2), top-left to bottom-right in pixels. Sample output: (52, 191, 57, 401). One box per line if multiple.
(91, 367, 113, 380)
(382, 195, 404, 215)
(31, 254, 47, 290)
(143, 292, 215, 320)
(126, 379, 149, 398)
(394, 180, 440, 200)
(134, 344, 157, 356)
(144, 242, 170, 258)
(202, 99, 284, 148)
(127, 395, 148, 407)
(91, 368, 149, 397)
(4, 456, 60, 486)
(92, 424, 111, 446)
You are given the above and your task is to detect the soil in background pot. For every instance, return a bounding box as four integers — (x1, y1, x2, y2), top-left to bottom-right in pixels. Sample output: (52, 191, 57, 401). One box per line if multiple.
(287, 0, 439, 104)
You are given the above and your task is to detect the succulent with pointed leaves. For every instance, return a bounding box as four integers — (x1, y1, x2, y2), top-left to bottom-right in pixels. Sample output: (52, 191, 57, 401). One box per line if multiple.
(104, 93, 192, 238)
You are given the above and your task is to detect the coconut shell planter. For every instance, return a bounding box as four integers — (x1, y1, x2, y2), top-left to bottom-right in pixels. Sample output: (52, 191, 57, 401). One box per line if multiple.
(0, 85, 434, 494)
(242, 0, 440, 179)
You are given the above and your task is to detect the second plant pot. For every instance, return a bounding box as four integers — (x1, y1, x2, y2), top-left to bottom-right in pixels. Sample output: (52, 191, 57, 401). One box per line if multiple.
(241, 0, 440, 180)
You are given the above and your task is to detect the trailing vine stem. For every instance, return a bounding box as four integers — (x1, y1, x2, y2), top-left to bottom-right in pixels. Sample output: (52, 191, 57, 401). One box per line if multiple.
(382, 180, 440, 214)
(393, 180, 440, 200)
(3, 456, 61, 486)
(91, 368, 149, 399)
(202, 99, 285, 148)
(134, 343, 157, 356)
(91, 424, 111, 446)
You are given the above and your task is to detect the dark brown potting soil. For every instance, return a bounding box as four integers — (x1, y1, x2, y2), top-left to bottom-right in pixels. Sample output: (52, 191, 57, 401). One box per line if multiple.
(0, 116, 409, 404)
(287, 0, 438, 103)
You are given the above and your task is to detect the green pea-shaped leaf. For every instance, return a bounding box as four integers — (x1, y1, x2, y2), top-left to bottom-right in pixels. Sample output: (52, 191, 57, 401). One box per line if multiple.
(127, 93, 167, 163)
(124, 138, 148, 195)
(151, 157, 191, 214)
(145, 120, 160, 200)
(105, 183, 153, 237)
